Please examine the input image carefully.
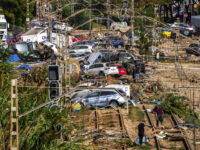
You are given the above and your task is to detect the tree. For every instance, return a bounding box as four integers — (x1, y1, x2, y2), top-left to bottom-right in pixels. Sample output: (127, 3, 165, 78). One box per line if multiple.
(0, 46, 15, 150)
(0, 0, 26, 27)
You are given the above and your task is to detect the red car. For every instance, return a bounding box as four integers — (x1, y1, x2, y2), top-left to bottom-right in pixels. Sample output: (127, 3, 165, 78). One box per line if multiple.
(72, 35, 84, 43)
(115, 64, 127, 75)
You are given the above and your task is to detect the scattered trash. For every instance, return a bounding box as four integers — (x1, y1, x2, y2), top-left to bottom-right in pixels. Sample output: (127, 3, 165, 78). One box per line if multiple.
(129, 100, 136, 107)
(13, 64, 33, 70)
(8, 54, 20, 63)
(155, 131, 166, 139)
(147, 109, 152, 112)
(136, 136, 150, 144)
(72, 102, 81, 111)
(175, 123, 199, 129)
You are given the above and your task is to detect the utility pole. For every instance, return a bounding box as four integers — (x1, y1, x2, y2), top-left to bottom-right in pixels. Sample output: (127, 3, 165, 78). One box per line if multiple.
(65, 8, 71, 95)
(26, 0, 30, 22)
(48, 0, 52, 42)
(10, 79, 18, 150)
(107, 0, 110, 30)
(153, 4, 158, 53)
(89, 0, 92, 37)
(65, 34, 71, 94)
(71, 0, 75, 14)
(192, 81, 196, 150)
(36, 0, 38, 18)
(131, 0, 134, 49)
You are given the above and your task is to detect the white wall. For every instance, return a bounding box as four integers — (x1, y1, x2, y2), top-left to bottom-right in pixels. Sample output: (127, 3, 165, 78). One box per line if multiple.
(22, 32, 66, 48)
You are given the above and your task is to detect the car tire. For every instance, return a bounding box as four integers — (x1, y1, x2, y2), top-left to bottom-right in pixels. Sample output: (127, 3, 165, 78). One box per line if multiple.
(110, 101, 118, 108)
(99, 71, 105, 76)
(191, 34, 194, 39)
(183, 30, 190, 36)
(118, 45, 122, 49)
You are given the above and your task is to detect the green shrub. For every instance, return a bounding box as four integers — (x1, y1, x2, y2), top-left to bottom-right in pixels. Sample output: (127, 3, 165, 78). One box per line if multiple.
(160, 93, 189, 118)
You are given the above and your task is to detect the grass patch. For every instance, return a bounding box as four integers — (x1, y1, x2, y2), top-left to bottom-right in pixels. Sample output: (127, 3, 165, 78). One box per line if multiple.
(163, 114, 170, 119)
(104, 112, 113, 114)
(185, 115, 200, 128)
(105, 114, 112, 119)
(107, 124, 115, 127)
(134, 144, 151, 150)
(108, 121, 118, 124)
(129, 106, 144, 122)
(171, 148, 185, 150)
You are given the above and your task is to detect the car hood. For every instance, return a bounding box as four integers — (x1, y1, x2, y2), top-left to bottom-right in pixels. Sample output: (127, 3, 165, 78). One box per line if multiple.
(71, 97, 82, 103)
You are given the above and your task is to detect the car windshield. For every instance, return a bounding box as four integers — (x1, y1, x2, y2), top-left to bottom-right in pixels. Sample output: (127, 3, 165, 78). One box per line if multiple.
(78, 54, 85, 57)
(180, 24, 188, 27)
(117, 65, 124, 69)
(79, 46, 88, 49)
(117, 89, 126, 96)
(70, 54, 77, 57)
(106, 63, 115, 67)
(15, 44, 28, 52)
(0, 22, 7, 29)
(75, 35, 82, 38)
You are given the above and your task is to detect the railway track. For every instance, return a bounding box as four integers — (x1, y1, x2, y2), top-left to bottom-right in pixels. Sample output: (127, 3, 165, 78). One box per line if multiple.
(143, 105, 192, 150)
(94, 108, 128, 150)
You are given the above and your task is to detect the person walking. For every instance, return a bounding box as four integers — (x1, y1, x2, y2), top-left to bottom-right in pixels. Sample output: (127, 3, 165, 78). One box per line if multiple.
(132, 67, 136, 83)
(138, 120, 145, 145)
(155, 105, 164, 128)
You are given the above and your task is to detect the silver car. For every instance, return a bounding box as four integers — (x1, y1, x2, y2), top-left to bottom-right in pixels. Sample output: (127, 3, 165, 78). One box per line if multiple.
(80, 90, 127, 107)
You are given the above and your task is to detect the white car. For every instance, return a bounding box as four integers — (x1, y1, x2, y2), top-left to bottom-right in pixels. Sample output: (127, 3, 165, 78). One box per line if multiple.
(86, 63, 119, 76)
(70, 89, 91, 99)
(170, 23, 196, 36)
(70, 45, 93, 54)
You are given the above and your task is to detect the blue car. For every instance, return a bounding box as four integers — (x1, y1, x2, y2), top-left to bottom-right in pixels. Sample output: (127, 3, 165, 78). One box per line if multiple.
(108, 36, 124, 48)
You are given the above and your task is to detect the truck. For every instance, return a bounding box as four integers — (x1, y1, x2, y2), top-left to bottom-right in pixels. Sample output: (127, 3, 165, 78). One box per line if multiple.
(0, 15, 8, 43)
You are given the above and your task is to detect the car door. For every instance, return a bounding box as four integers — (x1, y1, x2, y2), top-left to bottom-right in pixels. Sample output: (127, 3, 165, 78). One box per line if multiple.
(79, 46, 89, 53)
(98, 91, 117, 106)
(93, 64, 104, 75)
(98, 91, 110, 106)
(87, 64, 96, 74)
(85, 91, 100, 107)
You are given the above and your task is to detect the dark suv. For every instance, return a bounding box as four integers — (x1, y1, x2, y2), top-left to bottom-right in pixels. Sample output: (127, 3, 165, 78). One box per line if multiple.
(185, 43, 200, 56)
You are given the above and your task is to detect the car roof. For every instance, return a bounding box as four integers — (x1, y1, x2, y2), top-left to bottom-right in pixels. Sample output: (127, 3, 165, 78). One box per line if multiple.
(89, 89, 117, 93)
(73, 45, 90, 47)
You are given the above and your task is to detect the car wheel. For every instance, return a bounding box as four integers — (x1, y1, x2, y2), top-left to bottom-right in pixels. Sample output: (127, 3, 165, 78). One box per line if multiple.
(110, 101, 118, 108)
(118, 45, 122, 48)
(99, 71, 105, 76)
(191, 34, 194, 39)
(183, 30, 190, 36)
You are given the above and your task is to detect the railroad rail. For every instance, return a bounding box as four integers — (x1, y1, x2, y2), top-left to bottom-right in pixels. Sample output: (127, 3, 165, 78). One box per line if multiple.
(143, 104, 192, 150)
(170, 112, 192, 150)
(94, 108, 128, 150)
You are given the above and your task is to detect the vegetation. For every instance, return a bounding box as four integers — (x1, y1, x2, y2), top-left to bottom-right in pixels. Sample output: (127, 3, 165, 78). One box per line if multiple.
(129, 106, 145, 122)
(160, 93, 200, 127)
(0, 0, 26, 27)
(0, 46, 15, 149)
(160, 93, 190, 118)
(0, 46, 88, 149)
(134, 144, 151, 150)
(0, 0, 176, 29)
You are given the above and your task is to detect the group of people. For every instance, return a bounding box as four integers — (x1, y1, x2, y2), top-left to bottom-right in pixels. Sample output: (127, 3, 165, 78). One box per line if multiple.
(137, 105, 164, 145)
